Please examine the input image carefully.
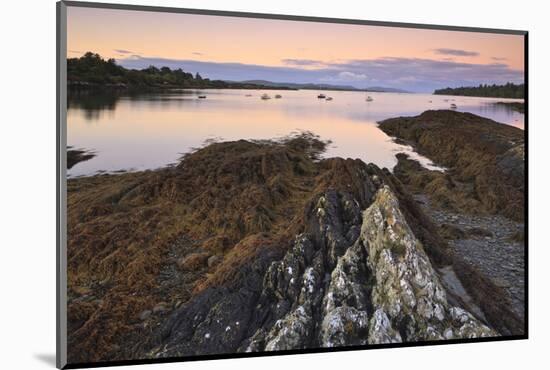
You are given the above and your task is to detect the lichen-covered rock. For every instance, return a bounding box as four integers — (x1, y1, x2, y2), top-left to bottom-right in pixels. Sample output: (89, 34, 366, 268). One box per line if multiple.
(264, 306, 312, 351)
(360, 186, 496, 342)
(323, 241, 369, 314)
(153, 186, 497, 358)
(320, 240, 370, 347)
(368, 309, 402, 344)
(320, 306, 369, 347)
(261, 235, 315, 304)
(308, 191, 362, 271)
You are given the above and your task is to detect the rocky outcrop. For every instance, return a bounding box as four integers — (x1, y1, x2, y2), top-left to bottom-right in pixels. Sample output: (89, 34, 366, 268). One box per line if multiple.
(66, 133, 335, 363)
(67, 128, 510, 364)
(391, 153, 525, 335)
(360, 187, 495, 342)
(379, 110, 525, 221)
(67, 147, 95, 169)
(151, 185, 495, 358)
(381, 116, 525, 337)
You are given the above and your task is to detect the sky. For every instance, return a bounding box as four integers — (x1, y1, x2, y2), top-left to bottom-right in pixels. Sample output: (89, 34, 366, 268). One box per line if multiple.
(67, 6, 525, 92)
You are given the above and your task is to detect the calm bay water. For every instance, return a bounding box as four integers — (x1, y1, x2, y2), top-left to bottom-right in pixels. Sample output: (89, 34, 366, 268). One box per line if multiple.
(67, 89, 524, 177)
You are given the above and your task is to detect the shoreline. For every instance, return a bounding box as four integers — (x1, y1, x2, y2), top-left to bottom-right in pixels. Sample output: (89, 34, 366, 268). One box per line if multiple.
(378, 110, 525, 333)
(68, 134, 497, 360)
(68, 84, 299, 93)
(379, 110, 525, 221)
(67, 147, 96, 169)
(67, 102, 524, 179)
(66, 110, 525, 362)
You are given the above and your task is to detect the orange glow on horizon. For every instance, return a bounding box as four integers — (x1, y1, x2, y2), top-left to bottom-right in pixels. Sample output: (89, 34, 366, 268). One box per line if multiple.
(67, 7, 524, 70)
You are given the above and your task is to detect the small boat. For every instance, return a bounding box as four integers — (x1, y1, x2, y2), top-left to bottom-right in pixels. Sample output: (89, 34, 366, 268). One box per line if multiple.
(317, 94, 326, 99)
(245, 94, 252, 97)
(326, 97, 333, 101)
(450, 103, 457, 109)
(366, 96, 373, 102)
(198, 95, 207, 99)
(275, 94, 282, 99)
(428, 100, 432, 103)
(261, 93, 271, 100)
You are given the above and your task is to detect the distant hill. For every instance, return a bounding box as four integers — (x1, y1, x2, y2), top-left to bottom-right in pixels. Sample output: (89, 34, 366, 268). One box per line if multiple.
(68, 53, 414, 94)
(240, 80, 359, 91)
(433, 83, 524, 99)
(67, 52, 293, 91)
(239, 80, 410, 93)
(365, 86, 410, 93)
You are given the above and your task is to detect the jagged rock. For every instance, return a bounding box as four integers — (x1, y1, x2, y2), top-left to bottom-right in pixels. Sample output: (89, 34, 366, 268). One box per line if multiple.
(263, 306, 312, 351)
(314, 196, 344, 264)
(320, 240, 370, 347)
(360, 186, 496, 342)
(384, 151, 524, 335)
(261, 235, 315, 304)
(320, 306, 369, 347)
(68, 122, 516, 363)
(152, 186, 497, 358)
(152, 244, 282, 358)
(368, 309, 402, 344)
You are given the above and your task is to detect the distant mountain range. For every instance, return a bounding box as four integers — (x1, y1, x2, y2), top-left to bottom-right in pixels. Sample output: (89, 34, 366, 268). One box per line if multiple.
(236, 80, 410, 93)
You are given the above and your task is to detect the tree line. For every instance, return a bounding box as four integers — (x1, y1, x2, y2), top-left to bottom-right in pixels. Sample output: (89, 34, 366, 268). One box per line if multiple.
(433, 83, 524, 99)
(67, 52, 285, 90)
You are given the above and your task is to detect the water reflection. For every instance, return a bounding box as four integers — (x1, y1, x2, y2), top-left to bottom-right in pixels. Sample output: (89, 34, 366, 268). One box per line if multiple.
(457, 102, 523, 128)
(67, 89, 524, 177)
(68, 91, 119, 121)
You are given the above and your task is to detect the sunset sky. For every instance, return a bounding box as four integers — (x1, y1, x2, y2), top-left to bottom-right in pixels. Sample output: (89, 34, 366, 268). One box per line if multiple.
(67, 6, 525, 92)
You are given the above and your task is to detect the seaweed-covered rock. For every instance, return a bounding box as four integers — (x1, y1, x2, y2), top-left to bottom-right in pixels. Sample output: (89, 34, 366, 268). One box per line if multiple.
(379, 110, 524, 220)
(68, 128, 510, 364)
(153, 185, 496, 358)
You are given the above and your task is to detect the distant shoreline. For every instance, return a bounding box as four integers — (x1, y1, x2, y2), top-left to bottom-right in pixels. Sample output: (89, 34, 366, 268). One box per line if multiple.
(67, 81, 297, 92)
(67, 81, 416, 94)
(68, 53, 410, 94)
(433, 83, 524, 99)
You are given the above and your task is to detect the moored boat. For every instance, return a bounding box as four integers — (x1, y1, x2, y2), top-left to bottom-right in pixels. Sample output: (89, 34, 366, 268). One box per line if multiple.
(261, 93, 271, 100)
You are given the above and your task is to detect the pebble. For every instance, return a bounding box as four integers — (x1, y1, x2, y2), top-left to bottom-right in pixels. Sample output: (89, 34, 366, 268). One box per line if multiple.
(414, 194, 525, 319)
